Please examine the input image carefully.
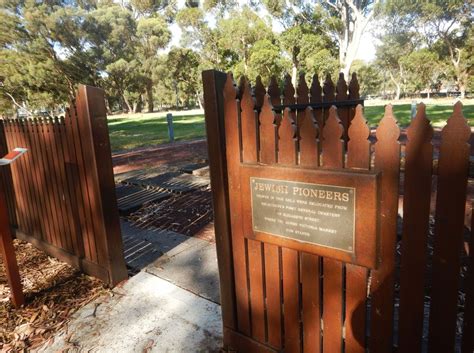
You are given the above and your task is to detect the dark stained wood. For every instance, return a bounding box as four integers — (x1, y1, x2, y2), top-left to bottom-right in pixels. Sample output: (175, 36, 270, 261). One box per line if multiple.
(323, 74, 336, 102)
(310, 74, 322, 104)
(462, 203, 474, 353)
(240, 79, 266, 342)
(348, 73, 360, 127)
(299, 107, 320, 167)
(296, 73, 309, 104)
(277, 109, 297, 165)
(0, 165, 24, 308)
(268, 76, 281, 107)
(248, 239, 265, 342)
(321, 105, 344, 353)
(201, 70, 238, 330)
(241, 78, 258, 163)
(398, 103, 433, 353)
(259, 95, 277, 165)
(223, 73, 251, 335)
(370, 104, 401, 353)
(283, 74, 296, 105)
(224, 327, 279, 353)
(254, 76, 266, 110)
(345, 104, 370, 353)
(257, 88, 282, 349)
(263, 243, 282, 349)
(428, 102, 470, 353)
(336, 73, 350, 142)
(301, 252, 321, 353)
(282, 247, 301, 353)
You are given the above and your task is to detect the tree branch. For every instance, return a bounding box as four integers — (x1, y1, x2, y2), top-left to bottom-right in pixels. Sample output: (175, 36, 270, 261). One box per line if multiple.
(1, 90, 34, 116)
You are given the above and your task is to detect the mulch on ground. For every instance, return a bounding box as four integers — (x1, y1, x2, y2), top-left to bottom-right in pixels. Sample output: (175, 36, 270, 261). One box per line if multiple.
(0, 240, 110, 351)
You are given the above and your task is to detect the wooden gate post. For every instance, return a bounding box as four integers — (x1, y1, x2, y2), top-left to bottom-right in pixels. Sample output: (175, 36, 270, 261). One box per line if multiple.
(0, 175, 24, 308)
(202, 70, 237, 333)
(75, 85, 128, 286)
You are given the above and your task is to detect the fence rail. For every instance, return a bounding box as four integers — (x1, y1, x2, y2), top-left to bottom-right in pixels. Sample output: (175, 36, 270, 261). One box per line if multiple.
(0, 85, 127, 286)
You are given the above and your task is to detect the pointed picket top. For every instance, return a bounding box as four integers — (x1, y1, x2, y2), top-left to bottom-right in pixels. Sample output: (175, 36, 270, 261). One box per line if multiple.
(259, 94, 278, 164)
(254, 76, 266, 109)
(322, 106, 344, 168)
(336, 72, 348, 100)
(376, 104, 400, 143)
(283, 73, 296, 105)
(268, 76, 281, 107)
(323, 73, 335, 102)
(323, 106, 343, 140)
(223, 72, 238, 102)
(240, 76, 255, 114)
(441, 101, 470, 142)
(406, 103, 433, 144)
(348, 105, 370, 143)
(278, 108, 297, 164)
(299, 106, 320, 167)
(296, 73, 309, 104)
(310, 74, 322, 103)
(347, 105, 370, 169)
(349, 72, 360, 100)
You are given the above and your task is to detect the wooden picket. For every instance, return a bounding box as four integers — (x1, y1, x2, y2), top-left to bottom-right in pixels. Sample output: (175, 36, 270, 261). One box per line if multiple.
(0, 85, 127, 286)
(203, 70, 473, 353)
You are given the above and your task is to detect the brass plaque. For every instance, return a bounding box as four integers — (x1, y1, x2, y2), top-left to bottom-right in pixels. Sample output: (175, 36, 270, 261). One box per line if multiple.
(251, 177, 355, 252)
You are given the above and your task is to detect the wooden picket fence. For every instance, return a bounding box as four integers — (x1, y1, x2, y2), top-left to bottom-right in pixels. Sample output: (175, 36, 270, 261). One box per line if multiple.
(0, 85, 128, 286)
(203, 70, 473, 353)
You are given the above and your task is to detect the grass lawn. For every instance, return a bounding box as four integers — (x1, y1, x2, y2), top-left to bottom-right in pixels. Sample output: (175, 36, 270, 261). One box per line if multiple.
(108, 100, 473, 152)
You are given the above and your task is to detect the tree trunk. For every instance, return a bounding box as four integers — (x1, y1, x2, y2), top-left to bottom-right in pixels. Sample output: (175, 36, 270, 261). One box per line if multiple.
(196, 93, 203, 110)
(146, 79, 154, 113)
(122, 95, 133, 113)
(291, 64, 298, 88)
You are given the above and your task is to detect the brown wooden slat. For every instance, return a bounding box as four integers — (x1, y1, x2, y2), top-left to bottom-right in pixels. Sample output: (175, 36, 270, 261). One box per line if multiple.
(277, 104, 301, 353)
(282, 247, 300, 353)
(0, 121, 17, 228)
(224, 73, 251, 335)
(298, 104, 322, 353)
(345, 105, 371, 353)
(370, 105, 401, 353)
(45, 117, 67, 249)
(0, 164, 24, 307)
(202, 70, 238, 330)
(299, 107, 319, 168)
(22, 119, 47, 239)
(278, 109, 297, 165)
(301, 252, 321, 353)
(240, 77, 266, 342)
(428, 102, 470, 353)
(336, 73, 349, 142)
(225, 327, 279, 353)
(16, 120, 36, 237)
(28, 119, 53, 245)
(283, 74, 295, 106)
(257, 93, 282, 349)
(11, 119, 32, 235)
(70, 102, 97, 263)
(66, 105, 93, 262)
(462, 202, 474, 353)
(268, 77, 281, 108)
(321, 106, 344, 353)
(348, 73, 360, 126)
(398, 104, 433, 352)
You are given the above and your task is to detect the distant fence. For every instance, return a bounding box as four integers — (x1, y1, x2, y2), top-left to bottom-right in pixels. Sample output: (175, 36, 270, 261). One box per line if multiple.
(0, 85, 128, 286)
(203, 69, 473, 353)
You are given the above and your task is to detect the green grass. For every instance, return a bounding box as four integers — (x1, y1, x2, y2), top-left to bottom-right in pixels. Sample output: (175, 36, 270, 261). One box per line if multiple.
(108, 112, 206, 152)
(363, 103, 474, 127)
(107, 101, 473, 152)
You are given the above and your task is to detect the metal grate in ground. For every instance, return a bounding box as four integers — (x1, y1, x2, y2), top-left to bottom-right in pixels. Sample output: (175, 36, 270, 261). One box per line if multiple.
(115, 184, 170, 215)
(128, 190, 213, 236)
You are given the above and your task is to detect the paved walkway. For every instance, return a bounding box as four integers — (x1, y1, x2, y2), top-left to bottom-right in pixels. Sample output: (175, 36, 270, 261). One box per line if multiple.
(36, 222, 223, 352)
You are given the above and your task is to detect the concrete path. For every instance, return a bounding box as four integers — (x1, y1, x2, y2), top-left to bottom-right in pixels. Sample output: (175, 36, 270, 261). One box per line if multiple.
(36, 272, 222, 352)
(35, 222, 223, 352)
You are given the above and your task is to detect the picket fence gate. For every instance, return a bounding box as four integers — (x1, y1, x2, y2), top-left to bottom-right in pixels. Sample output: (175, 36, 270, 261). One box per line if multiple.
(203, 70, 473, 353)
(0, 85, 128, 286)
